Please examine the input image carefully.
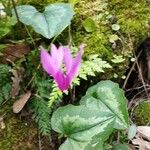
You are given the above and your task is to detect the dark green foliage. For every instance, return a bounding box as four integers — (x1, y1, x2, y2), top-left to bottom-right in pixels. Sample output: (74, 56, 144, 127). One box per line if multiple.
(33, 75, 52, 99)
(0, 17, 17, 39)
(30, 74, 61, 135)
(0, 64, 11, 85)
(30, 96, 51, 135)
(30, 75, 53, 135)
(0, 83, 11, 104)
(0, 64, 11, 105)
(51, 80, 129, 149)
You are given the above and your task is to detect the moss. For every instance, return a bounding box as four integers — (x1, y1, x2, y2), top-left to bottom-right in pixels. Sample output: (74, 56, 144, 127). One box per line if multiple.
(72, 0, 150, 54)
(0, 101, 38, 150)
(15, 0, 150, 80)
(109, 0, 150, 43)
(132, 101, 150, 125)
(69, 0, 150, 80)
(15, 0, 150, 56)
(18, 0, 66, 10)
(70, 0, 113, 58)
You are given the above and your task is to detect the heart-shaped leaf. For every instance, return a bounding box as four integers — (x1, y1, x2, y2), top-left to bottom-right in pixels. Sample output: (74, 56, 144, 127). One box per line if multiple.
(80, 80, 128, 130)
(13, 3, 74, 39)
(52, 105, 114, 150)
(51, 80, 129, 150)
(83, 18, 96, 32)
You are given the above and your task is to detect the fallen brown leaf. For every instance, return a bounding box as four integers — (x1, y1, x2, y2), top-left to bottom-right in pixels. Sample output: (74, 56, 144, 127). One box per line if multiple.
(0, 43, 30, 63)
(13, 91, 31, 113)
(128, 144, 136, 150)
(10, 67, 25, 98)
(132, 138, 150, 150)
(137, 126, 150, 141)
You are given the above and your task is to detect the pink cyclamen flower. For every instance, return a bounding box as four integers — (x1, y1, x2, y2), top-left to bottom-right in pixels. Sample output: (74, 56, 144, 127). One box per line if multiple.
(40, 44, 84, 91)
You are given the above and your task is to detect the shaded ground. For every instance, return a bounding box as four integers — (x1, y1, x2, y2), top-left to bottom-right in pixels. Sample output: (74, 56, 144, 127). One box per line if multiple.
(0, 101, 51, 150)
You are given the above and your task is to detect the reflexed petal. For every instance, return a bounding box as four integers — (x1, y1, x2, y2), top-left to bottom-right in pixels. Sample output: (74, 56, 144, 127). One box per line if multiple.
(68, 45, 84, 80)
(40, 47, 56, 76)
(63, 46, 73, 73)
(54, 71, 70, 91)
(51, 44, 64, 69)
(40, 44, 84, 91)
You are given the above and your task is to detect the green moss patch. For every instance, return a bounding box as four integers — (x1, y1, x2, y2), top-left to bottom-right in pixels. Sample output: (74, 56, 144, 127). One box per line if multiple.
(132, 101, 150, 125)
(0, 102, 38, 150)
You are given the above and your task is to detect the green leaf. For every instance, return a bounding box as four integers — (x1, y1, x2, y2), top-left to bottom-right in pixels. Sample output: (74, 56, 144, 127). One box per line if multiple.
(84, 137, 103, 150)
(13, 3, 74, 39)
(111, 55, 125, 63)
(83, 18, 96, 32)
(113, 144, 129, 150)
(128, 124, 137, 140)
(51, 80, 129, 150)
(0, 44, 6, 51)
(52, 105, 114, 150)
(80, 81, 129, 130)
(77, 54, 112, 83)
(0, 17, 17, 38)
(0, 27, 10, 38)
(111, 24, 120, 31)
(109, 34, 120, 43)
(60, 137, 104, 150)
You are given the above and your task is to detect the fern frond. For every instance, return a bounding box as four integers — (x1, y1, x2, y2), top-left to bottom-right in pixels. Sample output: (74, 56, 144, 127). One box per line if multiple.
(30, 96, 51, 135)
(0, 64, 11, 105)
(48, 82, 62, 107)
(73, 54, 112, 85)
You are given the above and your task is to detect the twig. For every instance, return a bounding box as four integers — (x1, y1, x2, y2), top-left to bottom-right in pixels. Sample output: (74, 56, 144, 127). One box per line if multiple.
(116, 131, 120, 144)
(122, 51, 142, 89)
(38, 132, 42, 150)
(68, 25, 72, 47)
(133, 50, 149, 98)
(11, 0, 36, 47)
(126, 84, 150, 92)
(69, 86, 76, 104)
(49, 135, 55, 150)
(128, 87, 150, 109)
(11, 0, 19, 22)
(126, 34, 149, 98)
(24, 25, 36, 48)
(25, 64, 40, 89)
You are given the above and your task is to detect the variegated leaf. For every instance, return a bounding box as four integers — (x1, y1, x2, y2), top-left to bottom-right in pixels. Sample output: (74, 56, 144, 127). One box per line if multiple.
(51, 80, 129, 150)
(80, 80, 128, 129)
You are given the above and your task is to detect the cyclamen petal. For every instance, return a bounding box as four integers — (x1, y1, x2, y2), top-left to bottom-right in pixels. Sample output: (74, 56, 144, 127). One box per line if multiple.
(68, 44, 84, 80)
(51, 44, 64, 70)
(40, 44, 84, 91)
(63, 46, 73, 74)
(40, 47, 56, 77)
(54, 71, 70, 91)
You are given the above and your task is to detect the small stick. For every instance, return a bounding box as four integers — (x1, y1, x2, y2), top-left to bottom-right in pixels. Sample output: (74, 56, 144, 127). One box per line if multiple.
(133, 50, 149, 98)
(11, 0, 19, 22)
(38, 132, 42, 150)
(123, 50, 142, 89)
